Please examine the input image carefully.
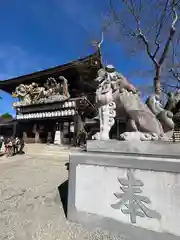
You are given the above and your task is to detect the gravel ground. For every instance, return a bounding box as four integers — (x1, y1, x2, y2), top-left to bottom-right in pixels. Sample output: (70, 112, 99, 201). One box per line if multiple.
(0, 154, 125, 240)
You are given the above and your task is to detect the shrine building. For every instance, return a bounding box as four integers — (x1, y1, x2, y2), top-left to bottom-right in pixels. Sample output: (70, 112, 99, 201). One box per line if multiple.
(0, 51, 102, 145)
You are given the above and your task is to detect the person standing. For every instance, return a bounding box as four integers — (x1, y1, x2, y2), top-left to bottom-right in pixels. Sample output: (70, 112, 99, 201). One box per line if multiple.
(0, 136, 4, 150)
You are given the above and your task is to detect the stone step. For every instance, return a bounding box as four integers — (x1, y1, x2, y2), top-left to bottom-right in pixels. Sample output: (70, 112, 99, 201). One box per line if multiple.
(25, 144, 69, 152)
(25, 143, 69, 148)
(24, 143, 81, 157)
(27, 152, 69, 157)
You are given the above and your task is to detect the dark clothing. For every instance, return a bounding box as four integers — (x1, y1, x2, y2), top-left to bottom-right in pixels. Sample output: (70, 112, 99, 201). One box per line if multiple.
(77, 130, 87, 146)
(0, 141, 2, 150)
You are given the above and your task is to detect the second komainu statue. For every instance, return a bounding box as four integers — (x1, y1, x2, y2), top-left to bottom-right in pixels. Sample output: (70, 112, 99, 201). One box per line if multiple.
(94, 65, 174, 141)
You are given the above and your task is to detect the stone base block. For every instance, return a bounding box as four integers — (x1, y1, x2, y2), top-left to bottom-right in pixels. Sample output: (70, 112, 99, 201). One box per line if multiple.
(68, 142, 180, 239)
(86, 139, 180, 157)
(54, 131, 62, 145)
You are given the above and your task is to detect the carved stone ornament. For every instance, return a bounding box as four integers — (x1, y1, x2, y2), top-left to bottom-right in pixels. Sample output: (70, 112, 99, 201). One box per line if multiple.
(12, 76, 70, 107)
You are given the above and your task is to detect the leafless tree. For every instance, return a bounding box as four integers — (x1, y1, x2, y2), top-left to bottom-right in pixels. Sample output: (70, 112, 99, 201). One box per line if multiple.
(105, 0, 180, 95)
(160, 33, 180, 91)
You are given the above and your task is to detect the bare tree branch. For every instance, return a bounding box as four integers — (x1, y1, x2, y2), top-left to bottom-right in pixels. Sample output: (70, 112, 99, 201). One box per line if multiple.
(169, 68, 180, 82)
(159, 0, 179, 65)
(106, 0, 180, 94)
(121, 0, 159, 66)
(162, 83, 180, 89)
(154, 0, 169, 43)
(152, 0, 170, 58)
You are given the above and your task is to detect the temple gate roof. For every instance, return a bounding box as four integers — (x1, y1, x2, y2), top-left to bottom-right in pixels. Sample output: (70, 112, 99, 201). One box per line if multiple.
(0, 51, 102, 94)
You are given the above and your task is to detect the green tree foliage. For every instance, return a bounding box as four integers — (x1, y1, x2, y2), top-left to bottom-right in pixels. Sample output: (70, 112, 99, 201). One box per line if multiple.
(0, 113, 13, 120)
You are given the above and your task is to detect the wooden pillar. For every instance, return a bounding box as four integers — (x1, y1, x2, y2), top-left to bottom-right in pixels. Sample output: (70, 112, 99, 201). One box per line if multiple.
(34, 123, 40, 143)
(68, 121, 71, 145)
(60, 122, 64, 145)
(73, 114, 79, 146)
(57, 122, 60, 131)
(116, 119, 120, 140)
(12, 122, 17, 138)
(23, 132, 27, 143)
(47, 132, 52, 144)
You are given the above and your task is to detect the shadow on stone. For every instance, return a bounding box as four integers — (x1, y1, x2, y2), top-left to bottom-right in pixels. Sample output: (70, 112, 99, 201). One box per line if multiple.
(65, 162, 69, 170)
(58, 180, 68, 218)
(0, 152, 4, 157)
(18, 151, 25, 155)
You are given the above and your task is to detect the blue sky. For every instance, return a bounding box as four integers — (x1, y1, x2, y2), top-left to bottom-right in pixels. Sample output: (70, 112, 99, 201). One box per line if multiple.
(0, 0, 152, 115)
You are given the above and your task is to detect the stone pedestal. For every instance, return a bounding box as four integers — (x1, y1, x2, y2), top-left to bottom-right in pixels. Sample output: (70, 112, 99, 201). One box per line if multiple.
(54, 122, 64, 145)
(23, 132, 27, 142)
(54, 131, 62, 145)
(35, 132, 40, 143)
(67, 140, 180, 240)
(1, 142, 5, 153)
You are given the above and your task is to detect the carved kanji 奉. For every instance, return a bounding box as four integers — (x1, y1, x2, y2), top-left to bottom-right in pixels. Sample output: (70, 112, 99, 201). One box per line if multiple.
(111, 169, 161, 223)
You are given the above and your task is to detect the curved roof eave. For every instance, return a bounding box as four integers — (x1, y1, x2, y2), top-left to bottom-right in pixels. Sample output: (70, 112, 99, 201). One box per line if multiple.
(0, 51, 102, 93)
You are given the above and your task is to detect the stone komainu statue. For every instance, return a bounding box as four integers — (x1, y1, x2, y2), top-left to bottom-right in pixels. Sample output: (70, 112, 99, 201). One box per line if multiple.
(94, 65, 174, 141)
